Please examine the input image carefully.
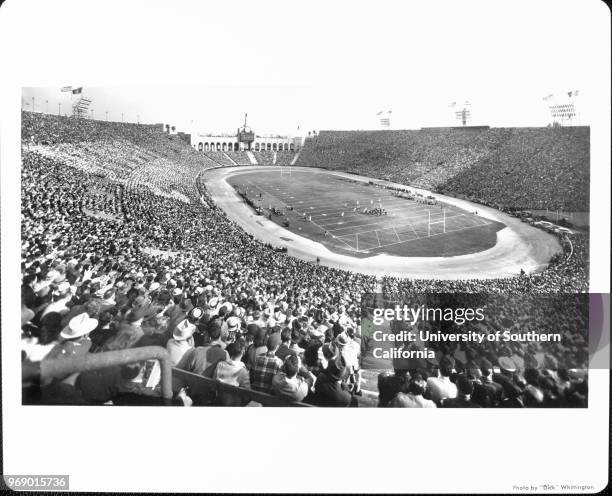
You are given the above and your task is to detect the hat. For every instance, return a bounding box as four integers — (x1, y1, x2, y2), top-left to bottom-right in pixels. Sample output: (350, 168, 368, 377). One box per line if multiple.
(226, 316, 241, 330)
(208, 297, 219, 309)
(149, 282, 160, 291)
(173, 319, 196, 341)
(335, 333, 351, 347)
(54, 281, 71, 295)
(126, 307, 147, 323)
(60, 313, 98, 339)
(172, 288, 183, 296)
(188, 307, 204, 321)
(310, 325, 327, 339)
(266, 332, 282, 350)
(326, 356, 348, 381)
(498, 356, 517, 372)
(194, 286, 204, 295)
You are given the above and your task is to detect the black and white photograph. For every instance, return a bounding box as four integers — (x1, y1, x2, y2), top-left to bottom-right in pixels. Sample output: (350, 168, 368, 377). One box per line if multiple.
(1, 0, 610, 493)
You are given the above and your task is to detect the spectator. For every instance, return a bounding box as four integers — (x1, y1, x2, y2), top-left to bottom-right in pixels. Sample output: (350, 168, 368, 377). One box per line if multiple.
(250, 332, 283, 393)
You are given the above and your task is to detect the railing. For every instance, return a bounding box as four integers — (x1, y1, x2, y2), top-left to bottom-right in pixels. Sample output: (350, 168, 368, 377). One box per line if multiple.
(172, 368, 313, 407)
(39, 346, 173, 404)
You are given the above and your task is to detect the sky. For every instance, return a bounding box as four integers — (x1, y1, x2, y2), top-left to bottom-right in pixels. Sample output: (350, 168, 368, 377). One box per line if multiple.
(14, 0, 610, 136)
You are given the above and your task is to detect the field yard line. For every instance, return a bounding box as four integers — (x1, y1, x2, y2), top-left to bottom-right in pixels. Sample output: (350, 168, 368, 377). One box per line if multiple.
(375, 229, 381, 246)
(392, 226, 402, 242)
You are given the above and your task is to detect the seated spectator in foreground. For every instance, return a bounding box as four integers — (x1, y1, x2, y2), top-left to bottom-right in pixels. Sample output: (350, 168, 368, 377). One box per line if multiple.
(47, 312, 97, 360)
(102, 307, 146, 351)
(245, 327, 268, 369)
(275, 327, 295, 361)
(250, 332, 283, 393)
(474, 358, 504, 406)
(271, 355, 313, 402)
(309, 355, 357, 407)
(166, 318, 196, 366)
(177, 325, 228, 376)
(214, 339, 250, 389)
(440, 375, 481, 408)
(426, 356, 458, 404)
(390, 374, 436, 408)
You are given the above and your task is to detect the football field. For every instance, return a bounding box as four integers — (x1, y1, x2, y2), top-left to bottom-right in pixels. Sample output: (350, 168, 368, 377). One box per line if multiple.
(228, 168, 505, 258)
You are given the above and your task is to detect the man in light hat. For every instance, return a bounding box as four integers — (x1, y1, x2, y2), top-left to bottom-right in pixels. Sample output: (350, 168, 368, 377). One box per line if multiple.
(167, 319, 196, 366)
(222, 315, 242, 340)
(48, 312, 97, 359)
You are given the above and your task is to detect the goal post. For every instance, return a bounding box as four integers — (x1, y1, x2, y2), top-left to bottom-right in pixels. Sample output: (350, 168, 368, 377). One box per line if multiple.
(280, 165, 292, 177)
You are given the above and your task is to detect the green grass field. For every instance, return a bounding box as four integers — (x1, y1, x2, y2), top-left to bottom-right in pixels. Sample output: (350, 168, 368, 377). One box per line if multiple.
(229, 168, 505, 258)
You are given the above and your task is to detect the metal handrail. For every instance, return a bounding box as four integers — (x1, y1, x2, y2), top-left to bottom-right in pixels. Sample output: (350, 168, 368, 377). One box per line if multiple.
(39, 346, 173, 404)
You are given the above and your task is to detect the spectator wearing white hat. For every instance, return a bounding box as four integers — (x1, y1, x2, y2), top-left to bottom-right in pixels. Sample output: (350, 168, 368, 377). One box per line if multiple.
(48, 312, 97, 359)
(166, 318, 196, 366)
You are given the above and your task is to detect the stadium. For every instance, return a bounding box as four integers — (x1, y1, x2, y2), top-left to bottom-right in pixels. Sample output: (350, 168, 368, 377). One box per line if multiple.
(20, 98, 590, 408)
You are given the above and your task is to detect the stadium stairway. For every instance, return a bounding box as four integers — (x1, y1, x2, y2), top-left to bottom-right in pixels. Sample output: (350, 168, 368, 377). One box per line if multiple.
(246, 150, 258, 165)
(223, 152, 237, 166)
(290, 150, 300, 165)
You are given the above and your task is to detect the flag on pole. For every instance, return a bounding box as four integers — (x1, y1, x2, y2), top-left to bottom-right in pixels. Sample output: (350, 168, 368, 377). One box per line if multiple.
(72, 87, 83, 94)
(542, 94, 553, 101)
(61, 86, 73, 92)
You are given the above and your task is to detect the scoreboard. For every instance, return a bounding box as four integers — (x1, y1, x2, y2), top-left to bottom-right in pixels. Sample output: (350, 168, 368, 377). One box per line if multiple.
(238, 129, 255, 144)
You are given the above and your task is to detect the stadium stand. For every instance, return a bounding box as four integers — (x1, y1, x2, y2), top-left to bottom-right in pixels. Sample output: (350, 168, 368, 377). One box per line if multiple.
(203, 151, 235, 166)
(252, 151, 275, 165)
(226, 150, 252, 165)
(295, 127, 589, 211)
(275, 150, 296, 166)
(19, 112, 588, 407)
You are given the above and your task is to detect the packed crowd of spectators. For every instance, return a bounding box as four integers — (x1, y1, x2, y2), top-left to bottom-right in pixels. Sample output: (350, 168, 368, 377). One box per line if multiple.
(252, 151, 275, 165)
(295, 127, 589, 212)
(203, 151, 236, 167)
(20, 112, 376, 406)
(225, 151, 252, 165)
